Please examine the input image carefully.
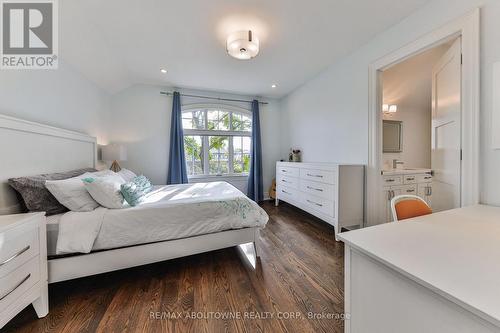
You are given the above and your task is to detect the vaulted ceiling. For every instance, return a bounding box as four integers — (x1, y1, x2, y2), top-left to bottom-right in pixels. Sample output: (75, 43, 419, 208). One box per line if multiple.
(60, 0, 431, 97)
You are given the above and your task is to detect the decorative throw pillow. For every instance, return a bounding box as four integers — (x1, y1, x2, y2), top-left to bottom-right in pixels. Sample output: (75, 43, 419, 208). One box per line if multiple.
(44, 170, 119, 212)
(82, 175, 126, 209)
(120, 175, 153, 207)
(117, 168, 137, 182)
(8, 168, 96, 215)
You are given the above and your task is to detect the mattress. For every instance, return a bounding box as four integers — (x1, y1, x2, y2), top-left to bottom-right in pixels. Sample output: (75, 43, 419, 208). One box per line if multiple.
(54, 182, 269, 255)
(46, 214, 62, 256)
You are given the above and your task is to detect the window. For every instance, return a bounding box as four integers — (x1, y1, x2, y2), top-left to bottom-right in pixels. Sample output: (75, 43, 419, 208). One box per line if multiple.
(182, 106, 252, 177)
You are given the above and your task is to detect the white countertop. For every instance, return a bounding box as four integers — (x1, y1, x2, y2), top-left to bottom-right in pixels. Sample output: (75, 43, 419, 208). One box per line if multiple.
(339, 205, 500, 328)
(381, 168, 432, 175)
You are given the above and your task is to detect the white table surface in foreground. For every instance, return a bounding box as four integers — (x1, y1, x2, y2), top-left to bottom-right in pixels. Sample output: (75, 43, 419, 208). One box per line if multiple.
(339, 205, 500, 328)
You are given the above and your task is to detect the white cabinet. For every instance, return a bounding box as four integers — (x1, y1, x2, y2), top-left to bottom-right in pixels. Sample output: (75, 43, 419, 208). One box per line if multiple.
(381, 173, 433, 222)
(0, 213, 48, 329)
(276, 162, 364, 241)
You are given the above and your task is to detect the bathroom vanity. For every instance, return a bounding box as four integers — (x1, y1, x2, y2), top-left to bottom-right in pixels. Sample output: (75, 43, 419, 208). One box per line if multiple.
(380, 168, 433, 222)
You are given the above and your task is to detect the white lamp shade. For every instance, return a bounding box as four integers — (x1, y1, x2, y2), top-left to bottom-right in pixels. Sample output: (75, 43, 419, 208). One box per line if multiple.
(102, 144, 127, 161)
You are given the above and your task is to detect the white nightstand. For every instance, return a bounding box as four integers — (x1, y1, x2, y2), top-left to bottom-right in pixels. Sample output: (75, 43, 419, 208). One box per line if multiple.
(0, 213, 48, 329)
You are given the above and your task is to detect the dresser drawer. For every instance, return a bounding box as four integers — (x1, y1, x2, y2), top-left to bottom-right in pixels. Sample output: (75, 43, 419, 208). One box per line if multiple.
(403, 175, 418, 184)
(0, 225, 39, 278)
(300, 168, 335, 185)
(277, 185, 300, 202)
(302, 193, 335, 218)
(382, 175, 402, 186)
(416, 173, 433, 183)
(277, 166, 299, 178)
(277, 174, 299, 189)
(0, 256, 40, 313)
(300, 179, 335, 199)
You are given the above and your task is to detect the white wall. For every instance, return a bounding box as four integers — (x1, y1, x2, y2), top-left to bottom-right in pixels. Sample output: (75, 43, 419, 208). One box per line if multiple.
(381, 44, 450, 169)
(280, 0, 500, 206)
(108, 84, 281, 196)
(0, 60, 110, 144)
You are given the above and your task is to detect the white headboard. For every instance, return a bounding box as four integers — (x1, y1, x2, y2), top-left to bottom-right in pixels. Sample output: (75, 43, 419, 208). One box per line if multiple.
(0, 114, 97, 214)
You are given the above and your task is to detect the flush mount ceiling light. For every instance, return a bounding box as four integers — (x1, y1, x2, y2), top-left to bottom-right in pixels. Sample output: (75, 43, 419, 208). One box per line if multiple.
(160, 68, 167, 73)
(226, 30, 259, 60)
(271, 84, 277, 88)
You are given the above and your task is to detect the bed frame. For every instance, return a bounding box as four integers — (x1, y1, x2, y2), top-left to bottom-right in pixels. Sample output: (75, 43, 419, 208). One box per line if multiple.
(0, 114, 261, 284)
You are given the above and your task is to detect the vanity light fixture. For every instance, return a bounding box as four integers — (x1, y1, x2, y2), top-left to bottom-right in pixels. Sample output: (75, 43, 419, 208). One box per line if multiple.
(226, 30, 260, 60)
(382, 104, 397, 114)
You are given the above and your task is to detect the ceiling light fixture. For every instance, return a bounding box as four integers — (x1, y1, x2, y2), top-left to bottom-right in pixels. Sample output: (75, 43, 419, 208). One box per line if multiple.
(160, 68, 167, 73)
(271, 84, 277, 88)
(226, 30, 259, 60)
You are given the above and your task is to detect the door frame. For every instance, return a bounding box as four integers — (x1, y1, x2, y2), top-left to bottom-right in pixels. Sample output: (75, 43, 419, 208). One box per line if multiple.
(366, 9, 480, 226)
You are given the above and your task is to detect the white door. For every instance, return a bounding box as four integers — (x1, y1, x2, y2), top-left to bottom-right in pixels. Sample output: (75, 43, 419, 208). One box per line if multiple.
(431, 38, 461, 212)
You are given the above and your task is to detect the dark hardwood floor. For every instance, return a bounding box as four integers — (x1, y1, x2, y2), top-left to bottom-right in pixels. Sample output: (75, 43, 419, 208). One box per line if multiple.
(3, 201, 345, 333)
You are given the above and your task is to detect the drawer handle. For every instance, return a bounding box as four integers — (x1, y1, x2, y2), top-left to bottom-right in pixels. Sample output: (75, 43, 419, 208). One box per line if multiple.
(406, 189, 415, 193)
(385, 179, 395, 182)
(406, 177, 415, 181)
(281, 169, 287, 173)
(0, 245, 30, 267)
(306, 199, 323, 207)
(282, 190, 291, 195)
(307, 186, 323, 192)
(426, 186, 432, 196)
(0, 273, 31, 301)
(281, 179, 288, 183)
(307, 173, 323, 178)
(424, 176, 432, 180)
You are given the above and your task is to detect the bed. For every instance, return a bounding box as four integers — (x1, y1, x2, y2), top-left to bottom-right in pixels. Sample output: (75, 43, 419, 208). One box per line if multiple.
(0, 114, 267, 283)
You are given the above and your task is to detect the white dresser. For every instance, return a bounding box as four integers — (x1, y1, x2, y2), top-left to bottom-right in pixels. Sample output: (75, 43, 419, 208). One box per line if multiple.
(0, 213, 48, 329)
(275, 162, 364, 240)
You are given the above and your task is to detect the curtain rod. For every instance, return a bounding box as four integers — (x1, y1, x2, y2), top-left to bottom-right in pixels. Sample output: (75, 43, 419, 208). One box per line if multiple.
(160, 91, 268, 105)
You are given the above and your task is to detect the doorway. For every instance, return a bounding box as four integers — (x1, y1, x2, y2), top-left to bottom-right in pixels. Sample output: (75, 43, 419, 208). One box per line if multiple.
(380, 38, 461, 220)
(366, 10, 480, 226)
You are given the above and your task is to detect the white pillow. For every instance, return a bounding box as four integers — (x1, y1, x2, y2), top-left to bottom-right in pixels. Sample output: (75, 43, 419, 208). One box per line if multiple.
(83, 175, 126, 209)
(44, 170, 119, 212)
(117, 168, 137, 182)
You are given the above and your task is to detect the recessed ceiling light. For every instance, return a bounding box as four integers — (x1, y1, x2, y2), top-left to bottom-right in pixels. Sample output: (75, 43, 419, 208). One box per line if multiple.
(160, 68, 167, 73)
(271, 84, 277, 88)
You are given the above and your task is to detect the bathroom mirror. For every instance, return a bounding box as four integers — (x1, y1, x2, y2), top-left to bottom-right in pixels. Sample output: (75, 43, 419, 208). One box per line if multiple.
(383, 120, 403, 153)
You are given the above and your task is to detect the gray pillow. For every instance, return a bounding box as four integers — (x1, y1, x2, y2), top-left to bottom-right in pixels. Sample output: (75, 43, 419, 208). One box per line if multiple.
(8, 168, 97, 216)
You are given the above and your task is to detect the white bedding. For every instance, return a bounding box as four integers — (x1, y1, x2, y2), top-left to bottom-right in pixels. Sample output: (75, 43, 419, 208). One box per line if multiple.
(55, 182, 268, 255)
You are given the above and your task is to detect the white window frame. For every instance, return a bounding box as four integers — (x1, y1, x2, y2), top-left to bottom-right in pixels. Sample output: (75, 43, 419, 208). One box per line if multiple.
(182, 103, 252, 179)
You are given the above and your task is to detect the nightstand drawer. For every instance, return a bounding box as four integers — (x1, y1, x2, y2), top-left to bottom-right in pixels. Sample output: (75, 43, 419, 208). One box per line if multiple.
(0, 256, 40, 313)
(0, 225, 39, 278)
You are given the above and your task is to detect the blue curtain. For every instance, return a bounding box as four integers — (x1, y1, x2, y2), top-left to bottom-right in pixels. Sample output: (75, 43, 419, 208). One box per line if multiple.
(247, 100, 263, 201)
(167, 92, 188, 184)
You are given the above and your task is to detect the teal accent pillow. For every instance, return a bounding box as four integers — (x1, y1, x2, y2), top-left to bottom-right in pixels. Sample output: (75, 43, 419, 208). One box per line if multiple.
(82, 177, 96, 183)
(120, 175, 153, 206)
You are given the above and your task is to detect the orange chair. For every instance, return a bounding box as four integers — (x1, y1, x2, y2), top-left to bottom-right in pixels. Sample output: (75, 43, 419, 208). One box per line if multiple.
(390, 195, 432, 222)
